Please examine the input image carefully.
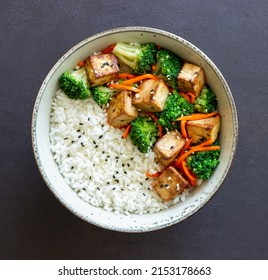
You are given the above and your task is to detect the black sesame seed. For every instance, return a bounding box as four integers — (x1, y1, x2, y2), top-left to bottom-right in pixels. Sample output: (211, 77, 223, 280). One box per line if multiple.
(64, 137, 68, 140)
(107, 182, 110, 185)
(81, 142, 84, 147)
(95, 145, 98, 148)
(127, 163, 130, 167)
(89, 176, 92, 180)
(83, 188, 86, 191)
(71, 140, 75, 144)
(88, 117, 90, 121)
(145, 178, 149, 181)
(131, 157, 134, 161)
(67, 154, 70, 157)
(116, 171, 119, 174)
(112, 187, 116, 190)
(165, 184, 169, 187)
(78, 135, 81, 139)
(113, 175, 116, 179)
(143, 193, 146, 196)
(97, 187, 100, 191)
(105, 159, 108, 161)
(122, 164, 125, 167)
(77, 129, 81, 132)
(99, 135, 103, 139)
(93, 140, 96, 145)
(170, 146, 174, 150)
(79, 122, 83, 125)
(102, 151, 105, 154)
(71, 166, 74, 170)
(124, 171, 127, 174)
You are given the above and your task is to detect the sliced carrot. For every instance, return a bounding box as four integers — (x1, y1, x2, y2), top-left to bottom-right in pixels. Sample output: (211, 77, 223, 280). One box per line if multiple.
(147, 112, 158, 122)
(180, 120, 188, 139)
(121, 74, 158, 85)
(118, 73, 136, 79)
(179, 138, 192, 158)
(101, 44, 116, 54)
(179, 91, 191, 103)
(175, 145, 221, 167)
(176, 111, 219, 121)
(181, 160, 197, 186)
(186, 92, 195, 104)
(190, 138, 215, 149)
(77, 61, 85, 67)
(147, 112, 163, 138)
(108, 83, 141, 93)
(146, 172, 161, 178)
(123, 124, 132, 139)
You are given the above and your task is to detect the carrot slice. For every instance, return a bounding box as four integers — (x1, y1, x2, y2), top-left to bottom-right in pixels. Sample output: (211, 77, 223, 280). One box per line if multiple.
(180, 120, 188, 138)
(190, 138, 215, 149)
(175, 145, 221, 167)
(176, 111, 219, 121)
(77, 61, 85, 67)
(147, 112, 163, 138)
(123, 124, 132, 139)
(121, 74, 158, 85)
(179, 92, 191, 103)
(186, 92, 196, 104)
(108, 83, 141, 93)
(181, 160, 197, 186)
(178, 138, 192, 158)
(118, 73, 136, 79)
(146, 172, 161, 178)
(101, 44, 116, 54)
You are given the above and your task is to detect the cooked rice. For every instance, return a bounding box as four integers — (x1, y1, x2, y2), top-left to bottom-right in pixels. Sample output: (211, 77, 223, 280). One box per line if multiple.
(50, 89, 189, 215)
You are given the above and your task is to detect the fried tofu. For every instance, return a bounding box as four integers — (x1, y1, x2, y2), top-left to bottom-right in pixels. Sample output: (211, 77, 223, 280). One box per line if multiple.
(85, 54, 119, 86)
(107, 90, 138, 127)
(153, 130, 186, 166)
(152, 166, 189, 202)
(178, 62, 205, 97)
(132, 79, 169, 112)
(186, 114, 221, 144)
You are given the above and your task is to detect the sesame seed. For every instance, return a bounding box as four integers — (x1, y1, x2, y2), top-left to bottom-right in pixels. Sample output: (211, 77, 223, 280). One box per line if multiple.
(135, 94, 140, 98)
(71, 166, 74, 170)
(168, 176, 171, 181)
(79, 122, 83, 125)
(77, 129, 81, 132)
(170, 146, 174, 150)
(99, 135, 103, 139)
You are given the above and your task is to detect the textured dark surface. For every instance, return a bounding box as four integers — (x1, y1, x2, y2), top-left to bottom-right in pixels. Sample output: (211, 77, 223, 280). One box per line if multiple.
(0, 0, 267, 260)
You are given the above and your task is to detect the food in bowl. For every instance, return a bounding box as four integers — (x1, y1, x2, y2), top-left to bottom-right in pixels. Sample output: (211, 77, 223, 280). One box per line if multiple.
(50, 40, 221, 215)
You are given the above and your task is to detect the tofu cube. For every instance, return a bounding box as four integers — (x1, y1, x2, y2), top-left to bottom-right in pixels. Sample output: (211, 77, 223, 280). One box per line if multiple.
(85, 54, 119, 86)
(132, 79, 169, 112)
(178, 62, 205, 97)
(152, 166, 189, 202)
(107, 90, 138, 127)
(153, 130, 186, 166)
(186, 115, 221, 144)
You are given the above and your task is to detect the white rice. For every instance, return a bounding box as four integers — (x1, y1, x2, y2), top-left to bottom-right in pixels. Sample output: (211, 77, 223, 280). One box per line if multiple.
(50, 89, 189, 215)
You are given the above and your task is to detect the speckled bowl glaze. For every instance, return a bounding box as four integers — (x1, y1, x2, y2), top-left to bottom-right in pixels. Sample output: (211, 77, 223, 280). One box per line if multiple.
(32, 27, 238, 232)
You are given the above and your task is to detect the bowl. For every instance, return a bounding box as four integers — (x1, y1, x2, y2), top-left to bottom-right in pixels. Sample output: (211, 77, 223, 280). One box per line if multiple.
(32, 26, 238, 232)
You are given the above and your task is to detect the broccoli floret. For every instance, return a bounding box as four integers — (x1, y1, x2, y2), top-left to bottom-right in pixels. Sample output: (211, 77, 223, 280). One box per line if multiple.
(130, 116, 158, 153)
(59, 67, 91, 99)
(154, 49, 182, 90)
(158, 91, 194, 130)
(92, 86, 117, 106)
(194, 86, 218, 113)
(186, 144, 221, 180)
(112, 42, 157, 75)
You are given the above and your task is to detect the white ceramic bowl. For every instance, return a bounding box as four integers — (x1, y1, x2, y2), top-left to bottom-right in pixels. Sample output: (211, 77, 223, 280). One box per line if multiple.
(32, 27, 238, 232)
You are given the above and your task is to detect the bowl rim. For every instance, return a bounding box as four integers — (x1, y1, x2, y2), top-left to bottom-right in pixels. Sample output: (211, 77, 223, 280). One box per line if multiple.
(32, 26, 238, 232)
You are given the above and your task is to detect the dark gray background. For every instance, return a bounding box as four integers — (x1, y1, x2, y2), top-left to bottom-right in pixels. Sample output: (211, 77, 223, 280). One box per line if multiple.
(1, 0, 267, 260)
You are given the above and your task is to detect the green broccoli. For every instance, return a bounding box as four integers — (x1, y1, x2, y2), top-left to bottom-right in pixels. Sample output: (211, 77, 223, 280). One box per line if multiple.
(158, 91, 194, 130)
(92, 86, 117, 106)
(186, 143, 221, 180)
(194, 86, 218, 113)
(154, 49, 182, 90)
(130, 116, 158, 153)
(112, 42, 157, 75)
(59, 67, 91, 100)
